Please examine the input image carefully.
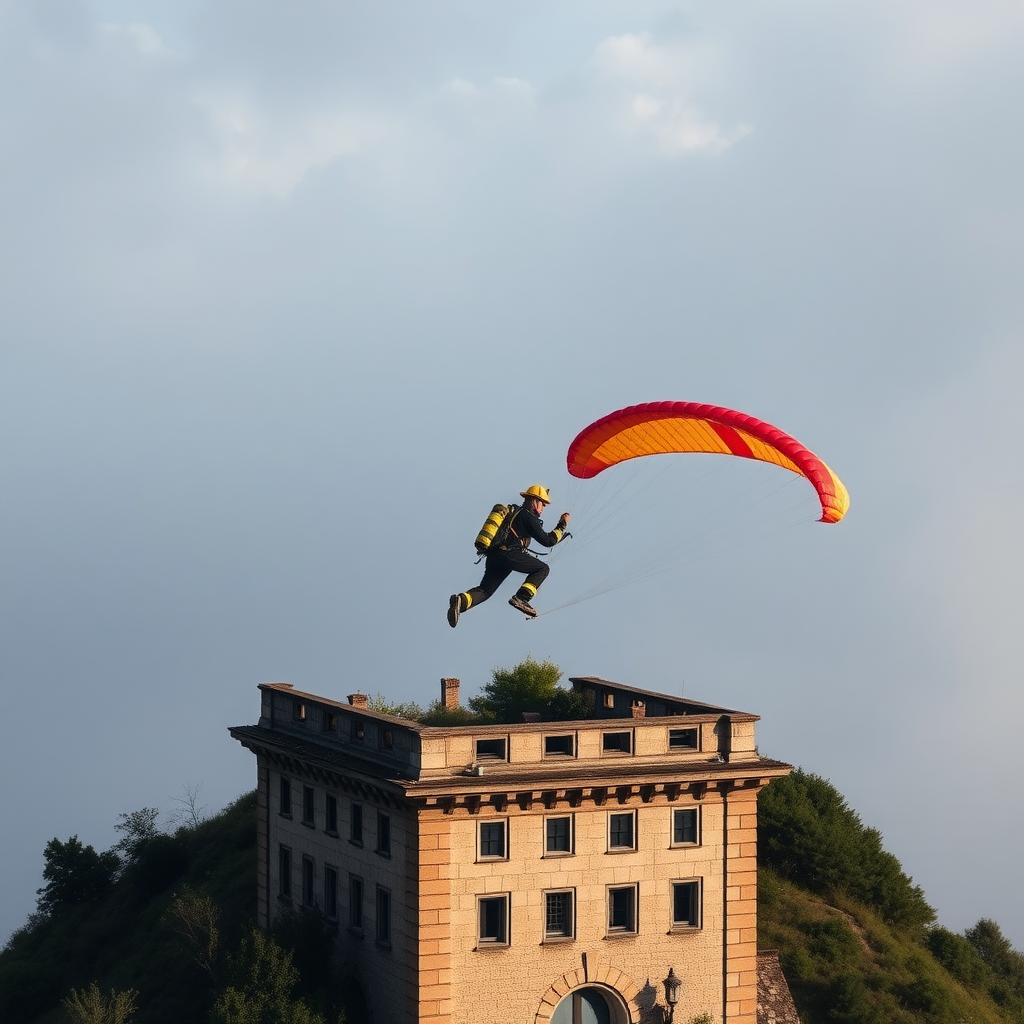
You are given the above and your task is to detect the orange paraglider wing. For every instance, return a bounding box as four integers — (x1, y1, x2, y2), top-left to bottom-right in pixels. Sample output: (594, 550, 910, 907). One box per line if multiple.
(566, 401, 849, 524)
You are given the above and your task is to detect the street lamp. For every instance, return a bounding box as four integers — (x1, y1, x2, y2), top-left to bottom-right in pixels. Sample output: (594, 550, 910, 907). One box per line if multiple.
(663, 967, 682, 1023)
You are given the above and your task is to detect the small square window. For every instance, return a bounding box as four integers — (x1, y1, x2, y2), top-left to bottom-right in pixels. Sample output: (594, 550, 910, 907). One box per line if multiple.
(376, 812, 391, 857)
(350, 803, 364, 846)
(544, 890, 574, 940)
(376, 885, 392, 947)
(603, 693, 615, 709)
(349, 875, 363, 930)
(478, 894, 510, 946)
(607, 884, 637, 935)
(302, 786, 315, 827)
(669, 727, 698, 750)
(672, 879, 702, 929)
(278, 777, 292, 818)
(602, 731, 632, 754)
(325, 795, 338, 835)
(608, 811, 636, 851)
(293, 702, 306, 721)
(544, 815, 573, 855)
(301, 856, 315, 907)
(479, 820, 508, 860)
(543, 734, 575, 757)
(672, 807, 699, 846)
(475, 738, 507, 761)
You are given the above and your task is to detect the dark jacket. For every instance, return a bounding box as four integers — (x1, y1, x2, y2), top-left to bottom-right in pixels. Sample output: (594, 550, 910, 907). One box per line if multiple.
(502, 505, 566, 551)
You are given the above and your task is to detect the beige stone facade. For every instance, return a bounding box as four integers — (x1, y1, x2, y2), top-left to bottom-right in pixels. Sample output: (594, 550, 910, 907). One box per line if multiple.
(230, 676, 790, 1024)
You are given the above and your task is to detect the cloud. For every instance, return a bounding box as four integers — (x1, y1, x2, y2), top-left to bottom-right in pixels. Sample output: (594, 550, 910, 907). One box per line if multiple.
(98, 22, 170, 58)
(592, 32, 750, 156)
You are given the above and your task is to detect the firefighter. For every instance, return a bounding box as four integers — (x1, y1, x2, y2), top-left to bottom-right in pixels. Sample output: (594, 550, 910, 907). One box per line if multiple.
(448, 485, 570, 627)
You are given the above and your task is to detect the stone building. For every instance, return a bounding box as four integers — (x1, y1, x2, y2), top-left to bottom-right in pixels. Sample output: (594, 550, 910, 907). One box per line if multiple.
(230, 675, 791, 1024)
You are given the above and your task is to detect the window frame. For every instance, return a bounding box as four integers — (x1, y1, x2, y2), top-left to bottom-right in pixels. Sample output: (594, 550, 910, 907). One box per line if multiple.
(348, 874, 364, 932)
(325, 794, 338, 835)
(671, 806, 700, 847)
(543, 733, 575, 757)
(376, 811, 392, 857)
(601, 730, 633, 755)
(350, 802, 364, 846)
(608, 810, 637, 852)
(278, 844, 292, 900)
(607, 883, 638, 936)
(302, 785, 315, 827)
(543, 889, 575, 942)
(375, 884, 392, 947)
(671, 878, 702, 930)
(324, 864, 338, 922)
(278, 777, 292, 818)
(478, 819, 508, 861)
(475, 737, 507, 761)
(543, 814, 574, 857)
(669, 727, 699, 751)
(477, 893, 510, 947)
(301, 855, 315, 908)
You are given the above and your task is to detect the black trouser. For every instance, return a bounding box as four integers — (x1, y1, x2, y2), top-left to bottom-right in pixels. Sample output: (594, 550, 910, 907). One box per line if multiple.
(464, 547, 550, 608)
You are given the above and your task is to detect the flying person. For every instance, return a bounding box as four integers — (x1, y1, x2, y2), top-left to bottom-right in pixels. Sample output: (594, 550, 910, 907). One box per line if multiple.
(448, 485, 570, 627)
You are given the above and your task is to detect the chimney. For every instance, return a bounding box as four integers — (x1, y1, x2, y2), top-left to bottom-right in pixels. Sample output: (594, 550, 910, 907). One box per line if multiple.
(631, 700, 646, 719)
(347, 693, 368, 708)
(442, 677, 460, 710)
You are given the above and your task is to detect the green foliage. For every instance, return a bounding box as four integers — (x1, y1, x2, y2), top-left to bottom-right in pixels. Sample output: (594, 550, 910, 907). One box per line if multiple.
(164, 885, 221, 983)
(211, 927, 336, 1024)
(417, 700, 481, 726)
(468, 656, 583, 724)
(367, 694, 424, 720)
(62, 982, 138, 1024)
(36, 837, 120, 916)
(546, 685, 590, 721)
(113, 809, 160, 865)
(759, 769, 934, 930)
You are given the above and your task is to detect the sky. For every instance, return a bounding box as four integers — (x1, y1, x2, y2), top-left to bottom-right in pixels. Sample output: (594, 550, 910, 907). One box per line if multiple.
(2, 0, 1023, 952)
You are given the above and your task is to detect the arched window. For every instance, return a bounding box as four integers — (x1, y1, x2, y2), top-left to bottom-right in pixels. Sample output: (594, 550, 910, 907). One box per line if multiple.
(551, 987, 617, 1024)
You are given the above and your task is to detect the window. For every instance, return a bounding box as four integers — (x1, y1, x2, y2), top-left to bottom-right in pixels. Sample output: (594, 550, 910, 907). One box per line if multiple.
(544, 815, 573, 856)
(293, 701, 306, 721)
(324, 865, 338, 921)
(375, 885, 392, 946)
(602, 731, 632, 754)
(349, 875, 363, 930)
(279, 777, 292, 817)
(478, 894, 510, 946)
(671, 807, 699, 846)
(301, 856, 315, 907)
(302, 786, 315, 827)
(544, 734, 574, 757)
(603, 693, 615, 709)
(544, 890, 574, 940)
(278, 845, 292, 900)
(325, 795, 338, 835)
(669, 727, 698, 750)
(376, 812, 391, 856)
(608, 811, 636, 851)
(478, 820, 508, 860)
(324, 712, 337, 732)
(475, 737, 506, 761)
(607, 884, 638, 935)
(350, 803, 363, 846)
(351, 718, 364, 742)
(672, 880, 702, 929)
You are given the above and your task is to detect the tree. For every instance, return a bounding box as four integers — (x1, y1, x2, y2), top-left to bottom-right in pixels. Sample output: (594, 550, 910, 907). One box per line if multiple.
(165, 885, 220, 983)
(113, 808, 160, 865)
(36, 837, 119, 915)
(468, 657, 564, 723)
(211, 927, 337, 1024)
(62, 982, 138, 1024)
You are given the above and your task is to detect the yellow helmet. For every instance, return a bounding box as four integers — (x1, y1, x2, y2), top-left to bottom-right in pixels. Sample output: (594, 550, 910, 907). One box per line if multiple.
(520, 484, 551, 505)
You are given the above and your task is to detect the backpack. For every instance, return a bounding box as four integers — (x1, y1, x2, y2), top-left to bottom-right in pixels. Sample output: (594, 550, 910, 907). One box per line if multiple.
(474, 504, 520, 556)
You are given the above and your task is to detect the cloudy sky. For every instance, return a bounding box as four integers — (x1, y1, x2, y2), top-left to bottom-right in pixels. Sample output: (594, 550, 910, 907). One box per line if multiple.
(3, 0, 1023, 952)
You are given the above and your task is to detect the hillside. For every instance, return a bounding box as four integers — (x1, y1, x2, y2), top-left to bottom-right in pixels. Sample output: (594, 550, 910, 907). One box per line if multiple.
(2, 774, 1023, 1024)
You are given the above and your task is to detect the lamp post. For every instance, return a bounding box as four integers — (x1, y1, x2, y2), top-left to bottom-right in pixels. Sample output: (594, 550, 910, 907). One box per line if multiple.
(663, 967, 682, 1023)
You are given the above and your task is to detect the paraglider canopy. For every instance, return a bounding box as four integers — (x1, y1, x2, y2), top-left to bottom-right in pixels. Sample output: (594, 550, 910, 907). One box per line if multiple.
(566, 401, 849, 524)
